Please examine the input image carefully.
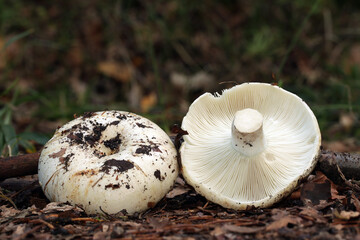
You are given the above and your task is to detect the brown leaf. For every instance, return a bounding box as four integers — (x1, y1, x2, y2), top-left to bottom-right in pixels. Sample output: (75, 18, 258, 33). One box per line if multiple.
(0, 205, 20, 218)
(210, 226, 224, 237)
(166, 187, 190, 199)
(289, 189, 301, 199)
(312, 171, 346, 201)
(140, 92, 157, 113)
(299, 207, 326, 223)
(12, 224, 27, 239)
(333, 209, 360, 220)
(41, 202, 84, 214)
(147, 217, 169, 230)
(352, 194, 360, 213)
(300, 172, 332, 205)
(97, 61, 133, 82)
(223, 224, 265, 234)
(266, 215, 302, 231)
(93, 231, 108, 240)
(270, 208, 289, 220)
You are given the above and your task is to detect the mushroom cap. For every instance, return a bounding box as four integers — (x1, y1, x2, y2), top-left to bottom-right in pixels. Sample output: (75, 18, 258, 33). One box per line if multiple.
(38, 111, 178, 215)
(180, 83, 321, 210)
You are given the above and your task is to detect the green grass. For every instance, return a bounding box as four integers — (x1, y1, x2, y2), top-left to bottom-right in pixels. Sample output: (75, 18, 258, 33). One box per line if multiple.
(1, 0, 360, 155)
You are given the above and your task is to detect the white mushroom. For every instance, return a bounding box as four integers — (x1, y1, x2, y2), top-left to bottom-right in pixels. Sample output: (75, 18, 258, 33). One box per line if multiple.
(38, 111, 178, 215)
(180, 82, 321, 210)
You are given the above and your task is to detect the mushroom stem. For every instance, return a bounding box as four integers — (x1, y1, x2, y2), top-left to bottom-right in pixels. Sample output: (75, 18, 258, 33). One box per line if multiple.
(231, 108, 266, 156)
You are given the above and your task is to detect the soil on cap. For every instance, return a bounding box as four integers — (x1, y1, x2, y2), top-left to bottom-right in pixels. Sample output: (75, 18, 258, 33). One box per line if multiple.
(48, 148, 74, 171)
(104, 183, 120, 190)
(67, 132, 84, 144)
(109, 120, 120, 125)
(117, 115, 127, 120)
(100, 159, 134, 174)
(135, 143, 162, 155)
(136, 145, 152, 155)
(154, 169, 164, 181)
(104, 134, 122, 151)
(136, 122, 153, 128)
(62, 153, 74, 171)
(84, 124, 106, 146)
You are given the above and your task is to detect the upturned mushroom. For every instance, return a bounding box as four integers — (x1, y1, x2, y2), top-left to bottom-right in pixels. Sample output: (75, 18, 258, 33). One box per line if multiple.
(180, 82, 321, 210)
(38, 111, 178, 215)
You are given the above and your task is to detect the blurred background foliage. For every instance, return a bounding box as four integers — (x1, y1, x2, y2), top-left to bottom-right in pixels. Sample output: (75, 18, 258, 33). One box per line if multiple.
(0, 0, 360, 156)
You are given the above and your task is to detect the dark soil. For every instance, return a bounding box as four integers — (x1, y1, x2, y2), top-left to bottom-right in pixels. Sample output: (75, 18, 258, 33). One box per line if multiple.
(1, 171, 360, 239)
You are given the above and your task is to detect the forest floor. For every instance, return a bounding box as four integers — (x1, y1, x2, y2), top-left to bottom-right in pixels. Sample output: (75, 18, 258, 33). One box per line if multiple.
(1, 166, 360, 239)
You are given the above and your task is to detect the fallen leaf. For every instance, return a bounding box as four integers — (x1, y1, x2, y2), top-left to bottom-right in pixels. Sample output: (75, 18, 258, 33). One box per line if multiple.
(166, 187, 190, 199)
(12, 224, 27, 238)
(0, 205, 20, 218)
(333, 209, 360, 220)
(270, 208, 289, 220)
(147, 217, 169, 230)
(289, 189, 301, 199)
(352, 194, 360, 212)
(93, 231, 108, 240)
(313, 200, 335, 211)
(41, 202, 84, 214)
(300, 172, 332, 205)
(266, 215, 302, 231)
(299, 207, 326, 223)
(210, 226, 224, 237)
(223, 224, 265, 234)
(1, 205, 37, 223)
(140, 92, 157, 113)
(311, 171, 345, 201)
(97, 61, 134, 82)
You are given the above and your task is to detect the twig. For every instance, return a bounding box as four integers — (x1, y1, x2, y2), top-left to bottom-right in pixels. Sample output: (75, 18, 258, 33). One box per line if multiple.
(0, 187, 17, 209)
(29, 219, 55, 229)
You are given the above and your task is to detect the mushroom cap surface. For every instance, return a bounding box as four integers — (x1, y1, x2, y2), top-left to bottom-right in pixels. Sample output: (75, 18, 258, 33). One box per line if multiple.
(38, 111, 178, 215)
(180, 83, 321, 210)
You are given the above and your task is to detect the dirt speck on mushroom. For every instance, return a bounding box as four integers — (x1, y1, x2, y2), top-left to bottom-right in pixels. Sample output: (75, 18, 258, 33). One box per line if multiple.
(100, 159, 134, 174)
(154, 170, 163, 181)
(104, 134, 122, 151)
(136, 123, 152, 128)
(136, 145, 152, 155)
(105, 183, 121, 190)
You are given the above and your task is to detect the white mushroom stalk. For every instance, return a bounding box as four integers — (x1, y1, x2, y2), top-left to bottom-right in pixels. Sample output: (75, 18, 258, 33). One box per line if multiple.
(180, 83, 321, 210)
(38, 111, 179, 215)
(231, 108, 266, 156)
